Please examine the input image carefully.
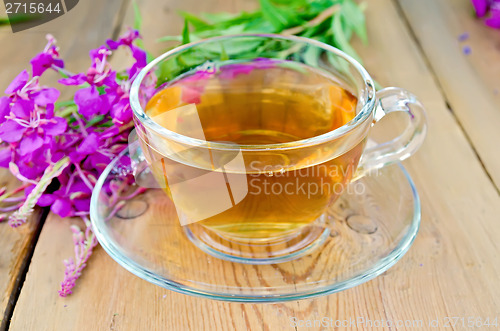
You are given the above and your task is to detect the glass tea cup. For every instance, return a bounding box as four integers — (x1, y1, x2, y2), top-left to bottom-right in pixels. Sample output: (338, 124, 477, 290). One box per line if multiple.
(129, 34, 427, 264)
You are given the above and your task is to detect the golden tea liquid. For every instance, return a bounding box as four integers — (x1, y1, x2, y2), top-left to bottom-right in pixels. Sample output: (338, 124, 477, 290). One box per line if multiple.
(143, 61, 365, 240)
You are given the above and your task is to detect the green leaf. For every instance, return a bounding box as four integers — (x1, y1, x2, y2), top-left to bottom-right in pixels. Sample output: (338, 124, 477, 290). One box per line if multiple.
(219, 44, 229, 61)
(302, 45, 321, 68)
(242, 19, 275, 33)
(259, 0, 297, 31)
(341, 0, 367, 44)
(156, 57, 181, 85)
(85, 115, 106, 127)
(54, 100, 76, 109)
(299, 13, 333, 38)
(331, 12, 362, 63)
(326, 50, 352, 79)
(178, 49, 209, 67)
(157, 35, 183, 42)
(179, 11, 211, 30)
(145, 50, 156, 63)
(270, 0, 307, 5)
(133, 0, 142, 31)
(198, 23, 246, 37)
(211, 12, 262, 29)
(182, 19, 190, 45)
(199, 38, 263, 56)
(154, 0, 369, 84)
(1, 13, 38, 26)
(308, 0, 341, 15)
(55, 104, 78, 118)
(96, 86, 106, 94)
(201, 12, 236, 24)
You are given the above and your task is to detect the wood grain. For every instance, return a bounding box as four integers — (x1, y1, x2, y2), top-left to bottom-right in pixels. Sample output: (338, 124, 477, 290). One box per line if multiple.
(397, 0, 500, 190)
(0, 170, 42, 331)
(8, 0, 500, 330)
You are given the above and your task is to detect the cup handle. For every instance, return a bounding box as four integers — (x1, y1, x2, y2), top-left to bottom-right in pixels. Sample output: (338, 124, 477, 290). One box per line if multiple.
(354, 87, 428, 179)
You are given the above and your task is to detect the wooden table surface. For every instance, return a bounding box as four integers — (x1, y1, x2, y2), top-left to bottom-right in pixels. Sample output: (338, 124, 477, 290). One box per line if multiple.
(1, 0, 499, 330)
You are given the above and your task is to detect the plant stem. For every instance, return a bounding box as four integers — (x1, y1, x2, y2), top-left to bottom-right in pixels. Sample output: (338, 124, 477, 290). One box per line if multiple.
(0, 183, 31, 203)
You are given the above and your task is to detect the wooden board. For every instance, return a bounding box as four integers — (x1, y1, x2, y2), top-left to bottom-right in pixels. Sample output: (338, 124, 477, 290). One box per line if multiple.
(0, 0, 125, 329)
(8, 0, 500, 330)
(0, 174, 42, 331)
(397, 0, 500, 190)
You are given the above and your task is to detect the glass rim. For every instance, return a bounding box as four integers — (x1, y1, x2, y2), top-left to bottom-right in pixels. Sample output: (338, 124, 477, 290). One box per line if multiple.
(130, 33, 376, 151)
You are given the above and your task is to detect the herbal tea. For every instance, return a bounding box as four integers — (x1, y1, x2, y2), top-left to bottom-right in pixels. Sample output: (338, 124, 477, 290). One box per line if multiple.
(142, 61, 365, 240)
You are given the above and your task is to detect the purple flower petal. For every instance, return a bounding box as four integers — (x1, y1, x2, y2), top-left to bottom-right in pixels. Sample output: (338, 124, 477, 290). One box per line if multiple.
(253, 57, 281, 68)
(181, 86, 203, 104)
(77, 133, 99, 156)
(86, 152, 111, 170)
(30, 52, 54, 77)
(58, 74, 87, 86)
(485, 15, 500, 28)
(69, 180, 92, 194)
(111, 98, 132, 125)
(19, 133, 44, 155)
(51, 198, 72, 218)
(45, 103, 54, 118)
(0, 97, 11, 121)
(5, 70, 29, 95)
(0, 147, 12, 167)
(33, 88, 60, 106)
(471, 0, 488, 17)
(98, 94, 111, 116)
(219, 64, 255, 80)
(107, 29, 141, 50)
(16, 155, 46, 179)
(89, 46, 110, 67)
(24, 185, 35, 197)
(106, 39, 121, 50)
(51, 150, 66, 163)
(53, 58, 64, 69)
(102, 71, 119, 89)
(73, 198, 90, 211)
(128, 46, 147, 78)
(132, 46, 147, 66)
(12, 99, 34, 118)
(0, 120, 25, 142)
(74, 86, 105, 120)
(38, 194, 56, 206)
(44, 117, 67, 136)
(100, 126, 119, 139)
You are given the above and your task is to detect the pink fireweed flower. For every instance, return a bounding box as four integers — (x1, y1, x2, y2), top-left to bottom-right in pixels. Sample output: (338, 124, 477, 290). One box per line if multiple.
(107, 28, 147, 79)
(471, 0, 500, 28)
(177, 58, 281, 104)
(219, 57, 281, 80)
(1, 27, 150, 297)
(472, 0, 489, 17)
(485, 2, 500, 27)
(175, 63, 218, 103)
(59, 49, 117, 121)
(60, 30, 147, 124)
(38, 178, 92, 218)
(0, 93, 65, 150)
(0, 69, 65, 181)
(58, 223, 97, 297)
(30, 34, 64, 77)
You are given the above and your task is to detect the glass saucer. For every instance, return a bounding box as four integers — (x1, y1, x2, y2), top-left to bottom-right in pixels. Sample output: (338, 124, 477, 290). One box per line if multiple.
(90, 146, 420, 303)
